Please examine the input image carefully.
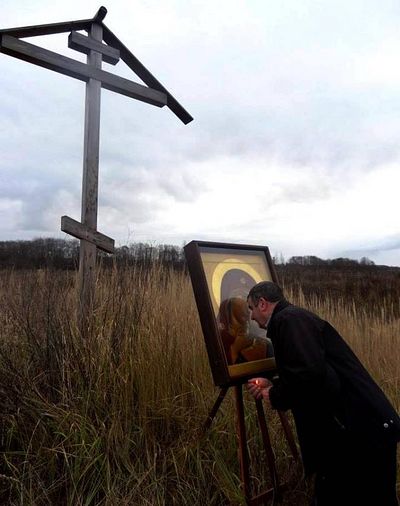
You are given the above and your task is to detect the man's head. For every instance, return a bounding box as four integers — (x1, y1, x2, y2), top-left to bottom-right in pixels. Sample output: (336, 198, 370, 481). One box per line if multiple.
(247, 281, 284, 328)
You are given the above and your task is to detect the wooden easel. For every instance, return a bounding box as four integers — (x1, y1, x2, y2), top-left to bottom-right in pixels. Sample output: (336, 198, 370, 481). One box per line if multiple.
(203, 383, 299, 505)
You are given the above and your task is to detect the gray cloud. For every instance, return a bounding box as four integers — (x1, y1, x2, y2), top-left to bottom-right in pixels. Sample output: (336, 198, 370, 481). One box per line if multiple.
(1, 0, 400, 265)
(343, 234, 400, 257)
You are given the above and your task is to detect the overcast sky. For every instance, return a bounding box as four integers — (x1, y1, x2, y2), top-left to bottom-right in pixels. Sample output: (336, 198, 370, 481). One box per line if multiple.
(1, 0, 400, 266)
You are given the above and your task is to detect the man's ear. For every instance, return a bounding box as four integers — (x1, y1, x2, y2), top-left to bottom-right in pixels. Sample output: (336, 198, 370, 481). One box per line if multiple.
(258, 297, 267, 309)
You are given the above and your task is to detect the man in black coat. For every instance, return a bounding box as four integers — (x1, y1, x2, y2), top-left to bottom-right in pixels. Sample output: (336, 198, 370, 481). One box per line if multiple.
(247, 281, 400, 506)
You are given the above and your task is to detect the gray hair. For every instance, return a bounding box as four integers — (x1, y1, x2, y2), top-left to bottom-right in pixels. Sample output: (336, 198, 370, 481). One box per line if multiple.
(248, 281, 284, 304)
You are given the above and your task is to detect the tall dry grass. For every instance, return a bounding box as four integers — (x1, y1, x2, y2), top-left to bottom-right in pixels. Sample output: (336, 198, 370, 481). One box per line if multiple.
(0, 265, 398, 505)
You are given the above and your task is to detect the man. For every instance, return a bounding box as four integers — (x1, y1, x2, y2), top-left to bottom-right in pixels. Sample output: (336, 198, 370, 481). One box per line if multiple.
(247, 281, 400, 506)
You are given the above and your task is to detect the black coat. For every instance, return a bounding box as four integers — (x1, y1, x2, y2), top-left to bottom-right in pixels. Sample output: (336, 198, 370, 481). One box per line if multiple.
(267, 300, 400, 474)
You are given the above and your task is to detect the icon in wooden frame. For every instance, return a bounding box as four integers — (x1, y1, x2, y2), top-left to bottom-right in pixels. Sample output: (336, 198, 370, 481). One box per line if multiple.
(184, 240, 277, 386)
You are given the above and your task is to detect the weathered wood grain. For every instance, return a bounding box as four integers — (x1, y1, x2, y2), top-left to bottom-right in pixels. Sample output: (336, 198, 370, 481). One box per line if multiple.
(61, 216, 115, 254)
(68, 31, 120, 65)
(0, 35, 167, 106)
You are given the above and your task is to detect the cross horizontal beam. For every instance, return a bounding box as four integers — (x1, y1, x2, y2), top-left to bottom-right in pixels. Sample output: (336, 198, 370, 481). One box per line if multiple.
(68, 31, 120, 65)
(0, 35, 167, 107)
(0, 18, 92, 38)
(61, 215, 115, 254)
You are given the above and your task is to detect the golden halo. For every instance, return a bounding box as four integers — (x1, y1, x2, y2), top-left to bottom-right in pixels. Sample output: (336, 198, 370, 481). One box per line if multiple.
(211, 258, 263, 307)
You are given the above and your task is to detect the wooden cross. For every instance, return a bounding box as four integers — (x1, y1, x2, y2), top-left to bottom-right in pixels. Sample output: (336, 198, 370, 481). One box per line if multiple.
(0, 7, 192, 325)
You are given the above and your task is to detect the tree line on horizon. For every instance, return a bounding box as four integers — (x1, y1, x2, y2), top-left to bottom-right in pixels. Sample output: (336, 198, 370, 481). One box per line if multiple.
(0, 237, 385, 271)
(1, 237, 399, 319)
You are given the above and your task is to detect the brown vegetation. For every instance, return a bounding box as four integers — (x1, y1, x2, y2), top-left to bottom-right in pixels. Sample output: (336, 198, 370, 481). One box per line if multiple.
(0, 261, 399, 505)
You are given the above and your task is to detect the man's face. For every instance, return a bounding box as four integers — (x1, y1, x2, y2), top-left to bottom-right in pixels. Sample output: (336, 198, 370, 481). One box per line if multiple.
(248, 296, 271, 329)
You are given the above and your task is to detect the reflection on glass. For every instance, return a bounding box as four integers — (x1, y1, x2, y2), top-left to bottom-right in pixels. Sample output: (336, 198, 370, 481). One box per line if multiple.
(198, 247, 275, 367)
(217, 297, 273, 365)
(220, 268, 257, 301)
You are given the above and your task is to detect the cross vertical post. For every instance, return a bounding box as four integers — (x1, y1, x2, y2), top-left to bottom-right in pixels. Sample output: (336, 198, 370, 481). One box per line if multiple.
(0, 6, 193, 333)
(79, 21, 103, 328)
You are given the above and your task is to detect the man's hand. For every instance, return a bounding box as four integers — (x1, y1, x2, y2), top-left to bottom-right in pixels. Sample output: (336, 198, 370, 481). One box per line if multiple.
(247, 377, 272, 404)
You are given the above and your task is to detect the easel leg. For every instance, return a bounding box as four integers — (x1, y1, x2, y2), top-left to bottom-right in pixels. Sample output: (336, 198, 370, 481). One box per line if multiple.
(255, 399, 282, 502)
(277, 410, 299, 460)
(202, 387, 228, 433)
(202, 386, 290, 505)
(234, 384, 252, 503)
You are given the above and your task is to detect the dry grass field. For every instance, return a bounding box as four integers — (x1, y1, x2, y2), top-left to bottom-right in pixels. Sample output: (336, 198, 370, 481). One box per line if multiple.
(0, 263, 399, 505)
